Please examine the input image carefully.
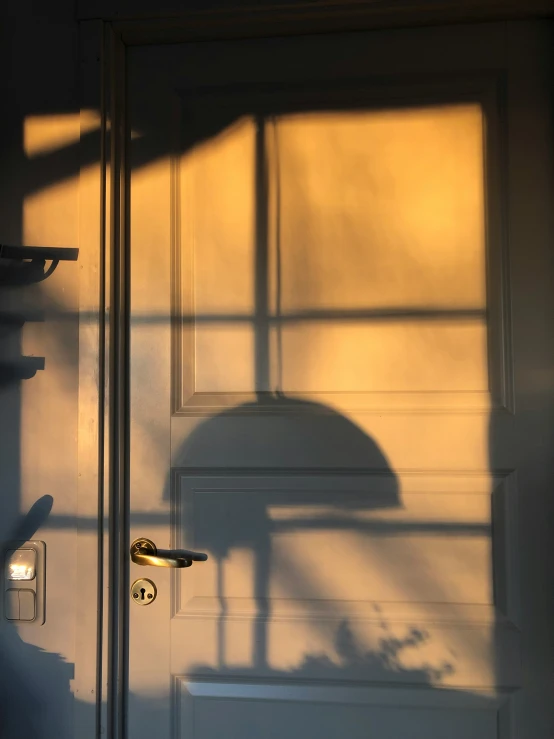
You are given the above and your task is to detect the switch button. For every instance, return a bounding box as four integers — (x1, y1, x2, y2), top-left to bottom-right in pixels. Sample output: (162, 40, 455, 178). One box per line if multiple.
(19, 590, 36, 621)
(5, 589, 19, 620)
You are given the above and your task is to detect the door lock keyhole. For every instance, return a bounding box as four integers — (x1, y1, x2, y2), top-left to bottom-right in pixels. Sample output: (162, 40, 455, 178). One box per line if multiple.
(130, 578, 157, 605)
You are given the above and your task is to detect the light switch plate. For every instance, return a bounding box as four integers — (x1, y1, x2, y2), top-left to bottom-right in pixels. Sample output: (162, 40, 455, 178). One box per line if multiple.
(2, 541, 45, 625)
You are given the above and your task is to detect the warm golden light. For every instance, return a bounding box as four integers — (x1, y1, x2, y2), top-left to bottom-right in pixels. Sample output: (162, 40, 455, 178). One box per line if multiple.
(182, 117, 257, 393)
(24, 111, 98, 157)
(268, 104, 486, 394)
(178, 104, 488, 400)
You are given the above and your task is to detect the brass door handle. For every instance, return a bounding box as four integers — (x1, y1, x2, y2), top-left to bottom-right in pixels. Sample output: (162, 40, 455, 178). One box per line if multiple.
(130, 538, 208, 568)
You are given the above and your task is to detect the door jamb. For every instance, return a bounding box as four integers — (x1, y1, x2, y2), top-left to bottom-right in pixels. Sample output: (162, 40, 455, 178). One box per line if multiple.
(78, 20, 128, 739)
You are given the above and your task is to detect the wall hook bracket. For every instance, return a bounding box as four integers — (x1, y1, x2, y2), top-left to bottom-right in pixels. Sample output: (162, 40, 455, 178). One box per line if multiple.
(0, 244, 79, 285)
(0, 245, 79, 262)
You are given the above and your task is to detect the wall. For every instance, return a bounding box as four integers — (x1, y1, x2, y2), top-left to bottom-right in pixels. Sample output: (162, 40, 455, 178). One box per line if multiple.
(0, 2, 82, 736)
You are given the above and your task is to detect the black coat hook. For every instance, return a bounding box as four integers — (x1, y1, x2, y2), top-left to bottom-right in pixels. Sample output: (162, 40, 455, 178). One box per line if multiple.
(0, 244, 79, 285)
(0, 245, 78, 261)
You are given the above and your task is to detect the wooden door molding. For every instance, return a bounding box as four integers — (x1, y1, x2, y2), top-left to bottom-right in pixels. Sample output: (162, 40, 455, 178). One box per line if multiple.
(77, 0, 554, 43)
(78, 20, 128, 739)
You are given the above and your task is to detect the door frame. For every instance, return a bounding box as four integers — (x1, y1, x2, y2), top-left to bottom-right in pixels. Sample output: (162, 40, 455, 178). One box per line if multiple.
(77, 6, 553, 738)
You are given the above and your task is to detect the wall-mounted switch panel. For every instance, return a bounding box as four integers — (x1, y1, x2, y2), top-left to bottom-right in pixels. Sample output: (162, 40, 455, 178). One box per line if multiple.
(3, 541, 45, 624)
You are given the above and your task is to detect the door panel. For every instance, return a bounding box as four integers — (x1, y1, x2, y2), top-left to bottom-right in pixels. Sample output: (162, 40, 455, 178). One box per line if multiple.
(128, 22, 554, 739)
(177, 682, 503, 739)
(171, 87, 508, 415)
(181, 104, 488, 397)
(170, 472, 520, 689)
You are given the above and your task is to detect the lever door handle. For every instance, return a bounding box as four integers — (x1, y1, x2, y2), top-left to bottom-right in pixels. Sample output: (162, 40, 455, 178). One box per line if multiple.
(130, 538, 208, 568)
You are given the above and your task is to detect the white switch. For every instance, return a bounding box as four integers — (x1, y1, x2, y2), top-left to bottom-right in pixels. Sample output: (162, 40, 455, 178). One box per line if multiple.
(3, 541, 45, 625)
(19, 590, 36, 621)
(5, 589, 19, 620)
(6, 549, 36, 581)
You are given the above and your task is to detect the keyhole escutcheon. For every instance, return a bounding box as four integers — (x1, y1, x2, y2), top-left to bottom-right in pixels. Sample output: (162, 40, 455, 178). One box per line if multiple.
(130, 578, 157, 605)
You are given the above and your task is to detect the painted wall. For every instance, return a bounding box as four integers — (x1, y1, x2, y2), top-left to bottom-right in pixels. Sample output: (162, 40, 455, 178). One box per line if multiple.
(0, 2, 82, 736)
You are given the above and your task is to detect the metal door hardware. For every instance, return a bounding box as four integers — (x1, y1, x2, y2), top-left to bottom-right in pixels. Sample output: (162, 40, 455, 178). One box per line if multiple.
(131, 578, 157, 605)
(130, 538, 208, 569)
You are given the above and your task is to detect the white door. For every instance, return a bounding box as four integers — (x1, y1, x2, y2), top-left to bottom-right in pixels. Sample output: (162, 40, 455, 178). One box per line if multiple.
(127, 21, 554, 739)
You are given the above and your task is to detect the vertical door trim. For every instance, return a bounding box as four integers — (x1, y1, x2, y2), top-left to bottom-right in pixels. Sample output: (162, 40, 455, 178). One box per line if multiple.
(104, 23, 130, 739)
(78, 19, 129, 739)
(76, 18, 106, 739)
